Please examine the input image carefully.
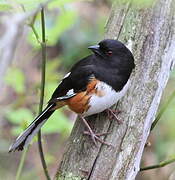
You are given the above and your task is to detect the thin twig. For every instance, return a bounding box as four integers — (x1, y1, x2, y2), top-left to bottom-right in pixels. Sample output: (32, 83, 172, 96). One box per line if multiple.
(140, 157, 175, 171)
(30, 24, 41, 44)
(37, 8, 51, 180)
(151, 89, 175, 131)
(28, 14, 41, 44)
(15, 147, 29, 180)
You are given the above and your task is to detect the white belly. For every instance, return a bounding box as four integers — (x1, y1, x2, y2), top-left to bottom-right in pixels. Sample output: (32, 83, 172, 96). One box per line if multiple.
(83, 80, 130, 117)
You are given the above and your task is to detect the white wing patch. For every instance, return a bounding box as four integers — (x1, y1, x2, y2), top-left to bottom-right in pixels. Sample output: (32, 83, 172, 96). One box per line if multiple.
(66, 89, 74, 96)
(54, 89, 76, 101)
(63, 72, 71, 79)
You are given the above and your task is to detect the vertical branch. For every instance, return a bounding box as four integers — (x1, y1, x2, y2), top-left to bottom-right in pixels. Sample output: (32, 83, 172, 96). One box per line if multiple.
(37, 8, 51, 180)
(15, 148, 28, 180)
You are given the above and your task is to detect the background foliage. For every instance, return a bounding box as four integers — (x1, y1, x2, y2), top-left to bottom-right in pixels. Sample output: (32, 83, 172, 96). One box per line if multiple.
(0, 0, 175, 180)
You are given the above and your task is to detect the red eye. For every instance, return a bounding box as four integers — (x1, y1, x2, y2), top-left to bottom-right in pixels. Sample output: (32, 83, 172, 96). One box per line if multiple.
(107, 51, 112, 56)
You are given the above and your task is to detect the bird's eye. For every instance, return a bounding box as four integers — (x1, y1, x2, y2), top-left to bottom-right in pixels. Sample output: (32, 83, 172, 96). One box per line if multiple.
(107, 51, 113, 56)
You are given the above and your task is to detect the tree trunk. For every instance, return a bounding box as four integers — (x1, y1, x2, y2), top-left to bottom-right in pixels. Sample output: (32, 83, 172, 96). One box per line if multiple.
(55, 0, 175, 179)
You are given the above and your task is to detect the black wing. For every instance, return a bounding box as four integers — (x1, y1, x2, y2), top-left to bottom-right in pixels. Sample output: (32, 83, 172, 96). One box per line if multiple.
(49, 55, 95, 102)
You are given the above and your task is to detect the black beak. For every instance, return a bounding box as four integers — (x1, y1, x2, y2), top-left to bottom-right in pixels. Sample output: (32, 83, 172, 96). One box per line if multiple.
(88, 45, 100, 53)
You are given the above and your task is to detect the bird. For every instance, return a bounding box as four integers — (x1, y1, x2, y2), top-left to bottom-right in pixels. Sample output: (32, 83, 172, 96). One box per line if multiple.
(9, 39, 135, 152)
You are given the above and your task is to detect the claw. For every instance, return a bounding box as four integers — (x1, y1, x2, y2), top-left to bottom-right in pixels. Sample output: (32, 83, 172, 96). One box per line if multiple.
(83, 131, 111, 137)
(83, 131, 112, 147)
(79, 116, 112, 147)
(106, 108, 122, 124)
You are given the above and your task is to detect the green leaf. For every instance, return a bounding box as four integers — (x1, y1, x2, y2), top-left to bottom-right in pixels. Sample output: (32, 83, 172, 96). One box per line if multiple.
(48, 0, 78, 9)
(45, 153, 55, 165)
(170, 69, 175, 78)
(46, 59, 62, 81)
(5, 67, 25, 93)
(42, 110, 73, 134)
(11, 126, 24, 136)
(7, 107, 72, 135)
(132, 0, 155, 7)
(0, 3, 12, 11)
(6, 107, 72, 137)
(28, 9, 77, 47)
(5, 108, 34, 125)
(47, 10, 77, 46)
(44, 82, 59, 103)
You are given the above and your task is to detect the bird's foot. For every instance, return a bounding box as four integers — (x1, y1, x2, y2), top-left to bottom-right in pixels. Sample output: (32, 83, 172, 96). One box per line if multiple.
(106, 108, 122, 124)
(83, 131, 111, 147)
(79, 116, 111, 147)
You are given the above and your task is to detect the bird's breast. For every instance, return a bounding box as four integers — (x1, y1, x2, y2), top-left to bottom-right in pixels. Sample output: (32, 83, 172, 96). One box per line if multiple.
(83, 79, 131, 116)
(65, 79, 130, 116)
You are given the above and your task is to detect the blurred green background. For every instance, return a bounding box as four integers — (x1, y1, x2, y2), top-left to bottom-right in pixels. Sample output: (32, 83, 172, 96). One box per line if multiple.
(0, 0, 175, 180)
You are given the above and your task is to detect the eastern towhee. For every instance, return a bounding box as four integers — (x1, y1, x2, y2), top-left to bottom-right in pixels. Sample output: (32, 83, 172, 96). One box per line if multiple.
(9, 39, 135, 152)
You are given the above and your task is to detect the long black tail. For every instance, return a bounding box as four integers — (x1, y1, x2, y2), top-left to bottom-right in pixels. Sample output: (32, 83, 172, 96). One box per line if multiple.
(9, 104, 55, 152)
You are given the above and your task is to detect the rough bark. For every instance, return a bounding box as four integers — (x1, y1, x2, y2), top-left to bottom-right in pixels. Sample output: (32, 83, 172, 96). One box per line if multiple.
(55, 0, 175, 179)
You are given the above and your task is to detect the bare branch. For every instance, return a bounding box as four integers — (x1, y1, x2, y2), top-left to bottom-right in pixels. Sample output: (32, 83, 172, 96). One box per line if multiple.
(140, 157, 175, 171)
(0, 1, 50, 89)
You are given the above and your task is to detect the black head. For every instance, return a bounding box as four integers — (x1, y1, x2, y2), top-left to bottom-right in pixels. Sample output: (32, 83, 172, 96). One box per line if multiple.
(88, 39, 135, 69)
(89, 39, 131, 58)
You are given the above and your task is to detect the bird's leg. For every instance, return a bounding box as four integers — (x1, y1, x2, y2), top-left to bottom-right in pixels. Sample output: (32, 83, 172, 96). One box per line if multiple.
(106, 108, 122, 124)
(79, 116, 111, 147)
(83, 131, 110, 137)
